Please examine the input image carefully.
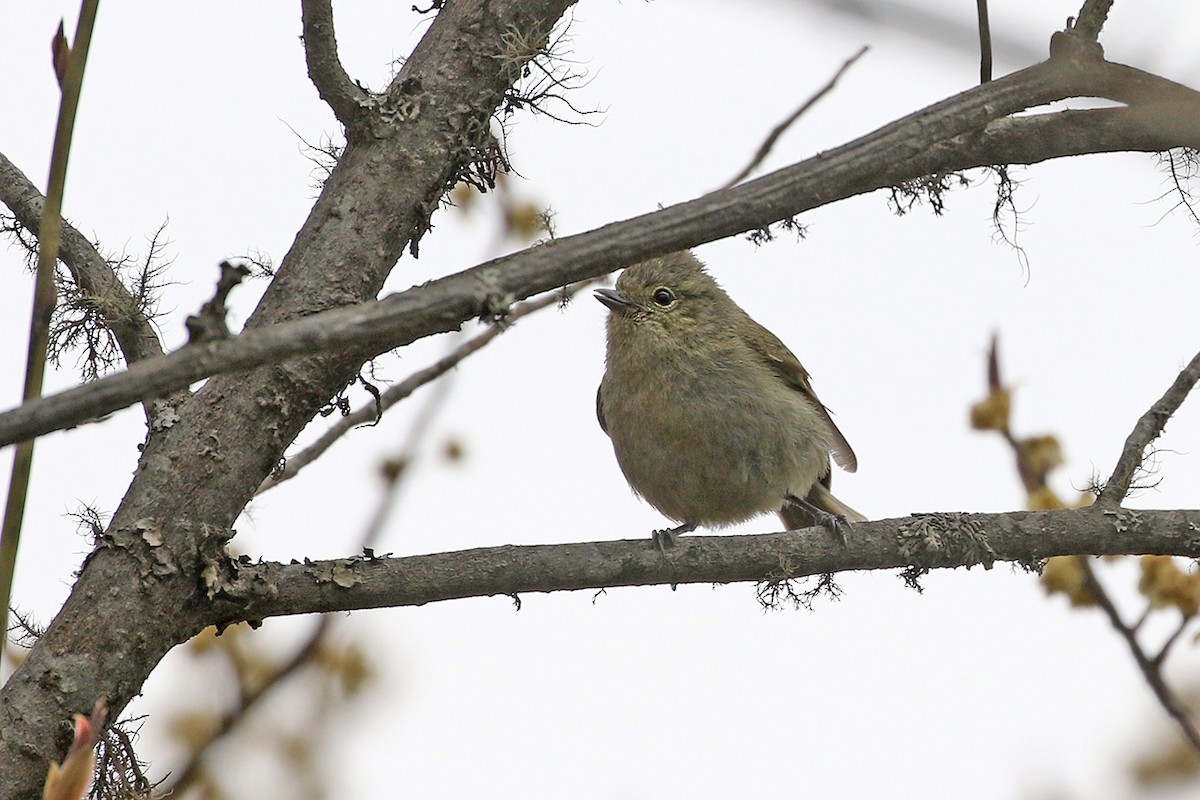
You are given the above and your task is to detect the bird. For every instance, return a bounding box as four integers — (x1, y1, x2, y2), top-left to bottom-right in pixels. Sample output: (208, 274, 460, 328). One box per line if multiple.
(595, 250, 862, 547)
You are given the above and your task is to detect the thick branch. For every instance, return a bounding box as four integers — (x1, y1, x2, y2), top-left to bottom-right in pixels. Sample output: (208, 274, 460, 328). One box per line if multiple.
(0, 152, 163, 365)
(960, 104, 1200, 163)
(209, 509, 1200, 623)
(1100, 350, 1200, 506)
(4, 62, 1200, 448)
(300, 0, 369, 129)
(0, 2, 579, 795)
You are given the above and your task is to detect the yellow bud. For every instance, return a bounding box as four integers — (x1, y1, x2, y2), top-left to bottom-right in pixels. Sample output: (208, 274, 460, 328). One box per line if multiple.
(969, 389, 1011, 432)
(316, 642, 373, 695)
(1027, 486, 1065, 510)
(450, 182, 478, 212)
(442, 438, 465, 462)
(188, 626, 221, 654)
(1139, 556, 1200, 617)
(1020, 435, 1064, 478)
(168, 710, 221, 752)
(504, 202, 546, 242)
(1042, 556, 1096, 607)
(379, 457, 408, 482)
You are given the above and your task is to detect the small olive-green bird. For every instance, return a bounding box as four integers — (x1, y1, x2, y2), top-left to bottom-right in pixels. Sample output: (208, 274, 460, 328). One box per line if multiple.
(595, 251, 863, 545)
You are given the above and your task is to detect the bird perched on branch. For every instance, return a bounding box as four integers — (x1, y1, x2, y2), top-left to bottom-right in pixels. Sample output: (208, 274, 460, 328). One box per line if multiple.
(595, 250, 863, 548)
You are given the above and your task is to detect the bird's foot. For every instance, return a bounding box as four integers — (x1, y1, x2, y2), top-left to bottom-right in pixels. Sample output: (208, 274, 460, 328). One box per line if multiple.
(650, 522, 695, 553)
(811, 509, 851, 545)
(785, 495, 852, 545)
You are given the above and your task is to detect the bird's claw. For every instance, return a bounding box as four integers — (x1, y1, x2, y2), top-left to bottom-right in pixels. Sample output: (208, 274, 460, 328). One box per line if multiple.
(650, 522, 695, 552)
(651, 528, 678, 552)
(814, 511, 851, 545)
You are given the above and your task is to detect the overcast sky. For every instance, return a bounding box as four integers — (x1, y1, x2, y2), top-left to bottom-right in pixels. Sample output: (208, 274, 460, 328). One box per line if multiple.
(4, 1, 1200, 798)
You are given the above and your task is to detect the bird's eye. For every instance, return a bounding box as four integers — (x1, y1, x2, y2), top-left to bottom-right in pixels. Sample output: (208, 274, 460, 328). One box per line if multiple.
(652, 287, 675, 307)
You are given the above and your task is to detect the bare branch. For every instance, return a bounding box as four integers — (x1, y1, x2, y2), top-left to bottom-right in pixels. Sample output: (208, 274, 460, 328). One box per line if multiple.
(977, 332, 1200, 747)
(722, 46, 868, 190)
(955, 105, 1200, 163)
(1100, 349, 1200, 506)
(258, 279, 599, 494)
(1153, 615, 1192, 668)
(0, 153, 163, 365)
(210, 509, 1200, 624)
(5, 59, 1200, 448)
(300, 0, 369, 129)
(1077, 557, 1200, 752)
(184, 262, 251, 343)
(1074, 0, 1114, 41)
(1158, 149, 1200, 230)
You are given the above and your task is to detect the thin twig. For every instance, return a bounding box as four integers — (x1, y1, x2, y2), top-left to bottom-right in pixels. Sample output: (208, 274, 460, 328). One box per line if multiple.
(1153, 614, 1192, 668)
(1132, 605, 1152, 633)
(1076, 557, 1200, 752)
(1, 0, 99, 637)
(720, 46, 868, 190)
(977, 335, 1053, 495)
(159, 616, 334, 795)
(257, 279, 599, 494)
(1099, 349, 1200, 506)
(976, 0, 992, 84)
(978, 341, 1200, 753)
(358, 366, 456, 548)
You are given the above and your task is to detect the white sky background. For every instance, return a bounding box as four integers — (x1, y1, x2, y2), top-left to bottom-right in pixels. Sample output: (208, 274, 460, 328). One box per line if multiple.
(4, 1, 1200, 798)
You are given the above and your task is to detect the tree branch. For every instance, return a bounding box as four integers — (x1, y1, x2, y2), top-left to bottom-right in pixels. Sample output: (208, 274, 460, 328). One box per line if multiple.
(1100, 350, 1200, 506)
(1077, 557, 1200, 751)
(206, 509, 1200, 624)
(1, 3, 582, 795)
(1074, 0, 1114, 41)
(257, 279, 599, 494)
(976, 332, 1200, 746)
(954, 105, 1200, 164)
(0, 153, 163, 368)
(3, 60, 1200, 448)
(722, 46, 868, 189)
(158, 616, 334, 795)
(300, 0, 369, 130)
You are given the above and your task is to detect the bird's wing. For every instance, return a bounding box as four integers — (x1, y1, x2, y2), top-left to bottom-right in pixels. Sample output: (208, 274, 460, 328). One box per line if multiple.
(596, 385, 608, 435)
(744, 317, 858, 473)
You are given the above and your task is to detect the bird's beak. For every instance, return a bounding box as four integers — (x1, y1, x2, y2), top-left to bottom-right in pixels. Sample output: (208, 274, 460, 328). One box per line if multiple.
(594, 287, 633, 311)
